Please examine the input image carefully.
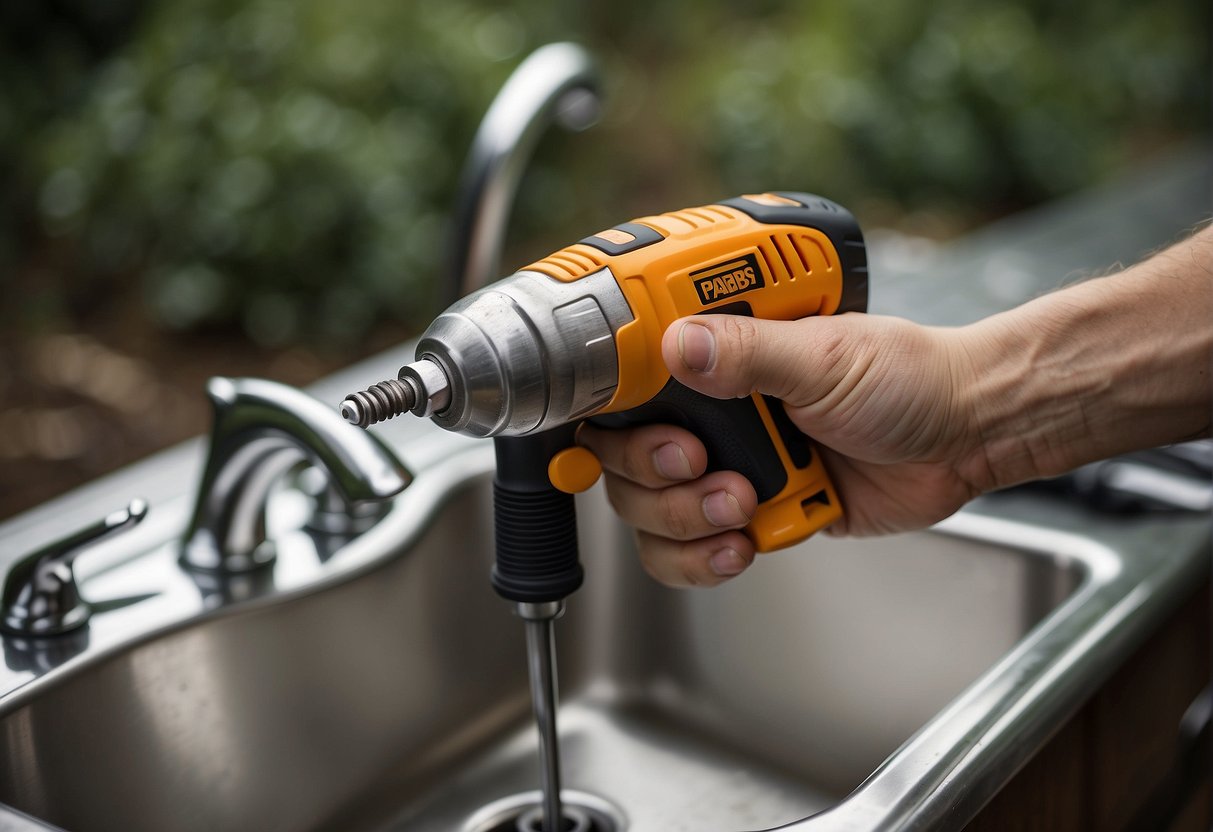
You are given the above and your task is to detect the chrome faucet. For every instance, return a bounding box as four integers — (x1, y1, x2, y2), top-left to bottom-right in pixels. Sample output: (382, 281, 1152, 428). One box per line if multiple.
(446, 41, 602, 306)
(181, 377, 410, 574)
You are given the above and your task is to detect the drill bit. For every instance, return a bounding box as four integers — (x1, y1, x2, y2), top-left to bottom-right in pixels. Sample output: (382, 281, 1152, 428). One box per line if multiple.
(340, 359, 452, 427)
(340, 379, 416, 427)
(518, 601, 565, 832)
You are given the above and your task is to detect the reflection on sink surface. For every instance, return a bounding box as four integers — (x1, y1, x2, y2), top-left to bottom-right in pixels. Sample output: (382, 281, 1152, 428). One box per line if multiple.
(383, 511, 1079, 832)
(0, 444, 1084, 832)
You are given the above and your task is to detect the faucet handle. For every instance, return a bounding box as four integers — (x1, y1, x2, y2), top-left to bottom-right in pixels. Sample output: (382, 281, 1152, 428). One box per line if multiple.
(2, 499, 149, 637)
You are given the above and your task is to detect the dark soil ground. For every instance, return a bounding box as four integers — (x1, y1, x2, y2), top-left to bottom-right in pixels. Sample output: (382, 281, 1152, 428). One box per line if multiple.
(0, 313, 410, 522)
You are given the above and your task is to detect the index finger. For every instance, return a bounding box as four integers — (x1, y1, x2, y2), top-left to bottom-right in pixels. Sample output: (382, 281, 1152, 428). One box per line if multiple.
(578, 423, 708, 489)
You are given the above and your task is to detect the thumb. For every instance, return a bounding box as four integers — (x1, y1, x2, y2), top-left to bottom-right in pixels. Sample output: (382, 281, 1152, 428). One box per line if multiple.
(660, 314, 855, 404)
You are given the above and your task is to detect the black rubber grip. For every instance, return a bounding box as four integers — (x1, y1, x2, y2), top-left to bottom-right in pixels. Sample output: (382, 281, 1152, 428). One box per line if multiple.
(490, 427, 584, 603)
(591, 378, 794, 503)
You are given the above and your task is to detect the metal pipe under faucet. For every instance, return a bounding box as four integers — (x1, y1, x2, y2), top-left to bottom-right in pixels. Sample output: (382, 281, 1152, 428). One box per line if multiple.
(519, 601, 565, 832)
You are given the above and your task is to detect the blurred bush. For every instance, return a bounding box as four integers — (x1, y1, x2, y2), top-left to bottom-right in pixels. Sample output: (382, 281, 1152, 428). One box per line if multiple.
(1, 0, 1208, 352)
(674, 1, 1209, 216)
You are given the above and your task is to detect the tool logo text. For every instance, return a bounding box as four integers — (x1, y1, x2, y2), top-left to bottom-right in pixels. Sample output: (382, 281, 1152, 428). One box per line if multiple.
(690, 253, 765, 305)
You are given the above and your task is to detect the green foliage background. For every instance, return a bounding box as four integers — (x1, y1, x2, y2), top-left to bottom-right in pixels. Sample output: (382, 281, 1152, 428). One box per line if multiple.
(2, 0, 1208, 351)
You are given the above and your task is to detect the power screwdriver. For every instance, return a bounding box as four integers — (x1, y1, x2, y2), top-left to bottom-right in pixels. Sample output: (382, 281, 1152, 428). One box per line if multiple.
(340, 192, 867, 830)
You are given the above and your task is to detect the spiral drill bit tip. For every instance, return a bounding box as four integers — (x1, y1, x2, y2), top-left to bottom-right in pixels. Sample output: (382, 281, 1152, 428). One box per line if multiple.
(340, 378, 417, 428)
(338, 400, 363, 424)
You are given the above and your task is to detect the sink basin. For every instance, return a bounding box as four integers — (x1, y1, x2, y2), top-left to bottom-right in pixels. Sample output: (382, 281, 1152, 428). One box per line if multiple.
(356, 475, 1083, 832)
(0, 432, 1085, 832)
(0, 362, 1206, 831)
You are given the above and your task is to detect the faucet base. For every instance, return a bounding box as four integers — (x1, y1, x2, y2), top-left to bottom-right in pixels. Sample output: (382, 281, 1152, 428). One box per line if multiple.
(180, 534, 277, 574)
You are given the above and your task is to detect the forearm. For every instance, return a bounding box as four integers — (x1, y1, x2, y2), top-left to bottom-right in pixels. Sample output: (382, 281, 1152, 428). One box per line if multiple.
(959, 225, 1213, 490)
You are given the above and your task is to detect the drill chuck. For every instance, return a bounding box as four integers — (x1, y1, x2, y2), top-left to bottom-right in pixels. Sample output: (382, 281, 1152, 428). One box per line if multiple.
(419, 267, 633, 437)
(339, 267, 632, 437)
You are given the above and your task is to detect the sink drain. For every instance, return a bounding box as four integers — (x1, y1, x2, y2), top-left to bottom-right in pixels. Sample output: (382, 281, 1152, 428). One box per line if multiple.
(463, 790, 625, 832)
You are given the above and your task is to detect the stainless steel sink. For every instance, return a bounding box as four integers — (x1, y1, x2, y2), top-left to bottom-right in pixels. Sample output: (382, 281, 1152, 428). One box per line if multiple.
(0, 327, 1205, 832)
(1, 388, 1206, 832)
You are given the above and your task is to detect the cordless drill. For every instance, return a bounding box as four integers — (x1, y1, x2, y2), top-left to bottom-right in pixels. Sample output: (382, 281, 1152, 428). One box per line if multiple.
(340, 192, 867, 830)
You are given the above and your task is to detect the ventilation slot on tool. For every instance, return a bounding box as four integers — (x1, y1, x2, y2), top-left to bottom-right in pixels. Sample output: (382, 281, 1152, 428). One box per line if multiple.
(759, 233, 819, 285)
(782, 234, 811, 274)
(755, 243, 782, 286)
(773, 234, 808, 281)
(680, 208, 719, 225)
(527, 247, 607, 282)
(530, 256, 579, 280)
(641, 205, 739, 238)
(665, 210, 706, 230)
(791, 232, 829, 272)
(801, 490, 832, 510)
(701, 205, 737, 221)
(667, 206, 732, 230)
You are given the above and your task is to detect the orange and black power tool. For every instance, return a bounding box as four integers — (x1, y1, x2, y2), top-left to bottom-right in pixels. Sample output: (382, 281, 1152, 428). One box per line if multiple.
(341, 192, 867, 605)
(341, 191, 867, 828)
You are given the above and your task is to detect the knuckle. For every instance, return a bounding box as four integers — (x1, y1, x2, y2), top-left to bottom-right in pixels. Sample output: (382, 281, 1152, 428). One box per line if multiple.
(680, 565, 701, 587)
(678, 543, 705, 587)
(636, 534, 677, 587)
(620, 431, 648, 482)
(809, 319, 851, 370)
(657, 489, 693, 539)
(603, 477, 627, 517)
(719, 317, 759, 375)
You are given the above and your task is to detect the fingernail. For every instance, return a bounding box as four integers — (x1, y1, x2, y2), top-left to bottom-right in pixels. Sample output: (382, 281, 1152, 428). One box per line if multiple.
(677, 322, 715, 372)
(710, 548, 747, 576)
(653, 443, 693, 480)
(702, 490, 748, 527)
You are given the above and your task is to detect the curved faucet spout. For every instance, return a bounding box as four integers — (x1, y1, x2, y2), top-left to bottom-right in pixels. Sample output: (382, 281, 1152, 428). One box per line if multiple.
(182, 377, 410, 573)
(448, 42, 602, 306)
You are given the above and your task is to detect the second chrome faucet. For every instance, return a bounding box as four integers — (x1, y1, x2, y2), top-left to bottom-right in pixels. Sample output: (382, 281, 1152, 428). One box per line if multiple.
(446, 42, 602, 306)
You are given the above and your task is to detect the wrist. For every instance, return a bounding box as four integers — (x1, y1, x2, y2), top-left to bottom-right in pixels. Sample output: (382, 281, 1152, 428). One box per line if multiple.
(951, 305, 1084, 492)
(945, 315, 1044, 493)
(953, 251, 1213, 492)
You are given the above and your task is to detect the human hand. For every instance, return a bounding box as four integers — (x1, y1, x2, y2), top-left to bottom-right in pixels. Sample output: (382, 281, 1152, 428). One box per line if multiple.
(580, 225, 1213, 589)
(578, 313, 990, 588)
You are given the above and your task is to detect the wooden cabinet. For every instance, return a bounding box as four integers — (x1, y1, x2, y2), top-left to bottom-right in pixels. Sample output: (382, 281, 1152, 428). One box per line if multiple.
(967, 578, 1211, 831)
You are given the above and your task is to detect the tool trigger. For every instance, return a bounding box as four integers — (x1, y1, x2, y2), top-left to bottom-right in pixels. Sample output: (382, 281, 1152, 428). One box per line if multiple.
(548, 446, 602, 494)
